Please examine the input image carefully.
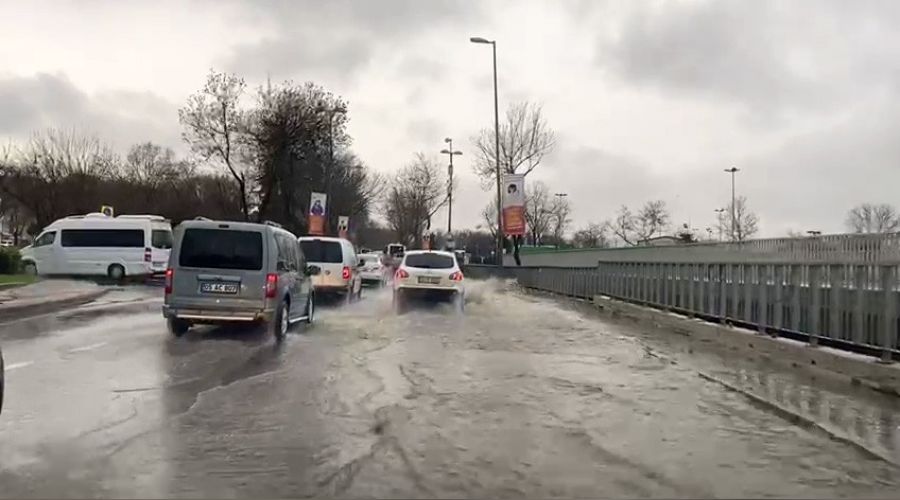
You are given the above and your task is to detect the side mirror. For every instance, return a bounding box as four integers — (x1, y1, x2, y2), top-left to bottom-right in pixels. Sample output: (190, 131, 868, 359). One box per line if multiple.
(306, 265, 321, 276)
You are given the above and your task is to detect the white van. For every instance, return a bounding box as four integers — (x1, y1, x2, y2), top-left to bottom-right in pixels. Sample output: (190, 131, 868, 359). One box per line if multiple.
(298, 236, 363, 301)
(21, 213, 173, 279)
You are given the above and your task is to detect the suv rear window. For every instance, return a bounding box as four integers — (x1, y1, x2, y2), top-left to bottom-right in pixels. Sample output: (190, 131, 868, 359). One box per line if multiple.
(404, 253, 455, 269)
(179, 228, 263, 270)
(300, 239, 343, 263)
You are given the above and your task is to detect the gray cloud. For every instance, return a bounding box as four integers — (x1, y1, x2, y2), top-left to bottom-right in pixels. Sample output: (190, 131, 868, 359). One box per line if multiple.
(0, 73, 180, 152)
(597, 1, 900, 118)
(223, 0, 485, 82)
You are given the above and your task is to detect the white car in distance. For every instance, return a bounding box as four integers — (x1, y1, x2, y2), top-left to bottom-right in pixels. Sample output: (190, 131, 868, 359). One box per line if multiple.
(393, 250, 465, 313)
(358, 252, 387, 286)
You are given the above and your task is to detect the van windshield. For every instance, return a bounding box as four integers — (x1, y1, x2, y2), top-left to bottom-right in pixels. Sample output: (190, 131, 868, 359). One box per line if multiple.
(179, 229, 263, 270)
(152, 229, 173, 249)
(404, 253, 455, 269)
(300, 239, 342, 263)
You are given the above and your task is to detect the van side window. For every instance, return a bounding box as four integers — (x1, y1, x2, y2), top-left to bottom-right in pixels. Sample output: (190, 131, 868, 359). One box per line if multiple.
(296, 240, 306, 270)
(275, 233, 299, 272)
(274, 234, 288, 272)
(34, 231, 56, 247)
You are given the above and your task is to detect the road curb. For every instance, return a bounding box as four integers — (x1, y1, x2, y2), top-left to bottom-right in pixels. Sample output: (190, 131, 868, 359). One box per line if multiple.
(0, 288, 111, 322)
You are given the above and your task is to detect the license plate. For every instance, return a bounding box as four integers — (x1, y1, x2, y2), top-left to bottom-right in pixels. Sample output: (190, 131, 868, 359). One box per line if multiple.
(418, 276, 441, 285)
(200, 282, 239, 294)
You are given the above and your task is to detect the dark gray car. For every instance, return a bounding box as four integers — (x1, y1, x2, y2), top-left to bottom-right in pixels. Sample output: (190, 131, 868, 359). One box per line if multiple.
(162, 219, 319, 340)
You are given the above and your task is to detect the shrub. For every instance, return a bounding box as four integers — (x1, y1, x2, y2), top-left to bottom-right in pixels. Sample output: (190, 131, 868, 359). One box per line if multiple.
(0, 247, 22, 274)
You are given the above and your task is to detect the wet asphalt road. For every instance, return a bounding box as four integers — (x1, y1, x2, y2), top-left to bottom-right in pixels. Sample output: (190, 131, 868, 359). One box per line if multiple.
(1, 280, 900, 498)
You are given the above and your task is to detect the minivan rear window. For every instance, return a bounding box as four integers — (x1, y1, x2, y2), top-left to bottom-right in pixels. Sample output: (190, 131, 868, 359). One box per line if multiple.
(404, 253, 455, 269)
(179, 229, 263, 270)
(300, 239, 343, 263)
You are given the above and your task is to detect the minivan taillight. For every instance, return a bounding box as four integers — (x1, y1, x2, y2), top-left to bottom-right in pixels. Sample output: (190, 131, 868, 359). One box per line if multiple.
(396, 269, 409, 279)
(164, 268, 173, 294)
(144, 247, 152, 262)
(450, 271, 464, 282)
(265, 273, 278, 298)
(342, 266, 351, 280)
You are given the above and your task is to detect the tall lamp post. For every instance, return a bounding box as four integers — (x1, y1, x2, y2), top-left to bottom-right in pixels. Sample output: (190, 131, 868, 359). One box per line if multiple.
(440, 138, 463, 235)
(318, 103, 346, 232)
(724, 166, 740, 241)
(470, 36, 503, 267)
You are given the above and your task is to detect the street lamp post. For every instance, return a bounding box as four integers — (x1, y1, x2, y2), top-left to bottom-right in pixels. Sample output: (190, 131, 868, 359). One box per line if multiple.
(440, 138, 463, 235)
(471, 36, 503, 267)
(714, 208, 726, 241)
(318, 103, 347, 232)
(553, 193, 567, 249)
(724, 166, 740, 241)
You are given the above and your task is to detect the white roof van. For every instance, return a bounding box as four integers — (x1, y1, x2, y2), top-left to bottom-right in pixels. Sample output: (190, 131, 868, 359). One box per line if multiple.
(21, 212, 173, 280)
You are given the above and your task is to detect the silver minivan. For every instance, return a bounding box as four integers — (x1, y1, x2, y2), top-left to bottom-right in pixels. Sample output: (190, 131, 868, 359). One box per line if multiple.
(163, 219, 319, 340)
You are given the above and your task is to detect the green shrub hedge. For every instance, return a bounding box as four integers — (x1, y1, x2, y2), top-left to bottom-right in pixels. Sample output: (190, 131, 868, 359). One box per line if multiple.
(0, 247, 22, 274)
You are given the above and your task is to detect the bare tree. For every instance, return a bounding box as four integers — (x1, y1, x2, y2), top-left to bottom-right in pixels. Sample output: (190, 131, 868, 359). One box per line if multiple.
(634, 200, 670, 242)
(472, 102, 556, 186)
(382, 153, 447, 247)
(480, 202, 498, 243)
(716, 196, 759, 241)
(572, 222, 609, 248)
(179, 70, 250, 219)
(845, 203, 900, 234)
(611, 205, 637, 246)
(523, 180, 556, 246)
(549, 194, 572, 248)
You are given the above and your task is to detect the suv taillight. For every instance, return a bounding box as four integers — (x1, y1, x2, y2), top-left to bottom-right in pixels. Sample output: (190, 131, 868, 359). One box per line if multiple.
(396, 269, 409, 279)
(341, 266, 351, 280)
(265, 273, 278, 298)
(164, 268, 173, 294)
(450, 271, 464, 282)
(144, 247, 152, 262)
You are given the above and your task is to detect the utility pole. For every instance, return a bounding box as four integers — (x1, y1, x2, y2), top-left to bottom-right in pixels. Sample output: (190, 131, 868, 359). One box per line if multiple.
(471, 36, 504, 267)
(724, 166, 740, 241)
(319, 103, 346, 233)
(440, 138, 462, 235)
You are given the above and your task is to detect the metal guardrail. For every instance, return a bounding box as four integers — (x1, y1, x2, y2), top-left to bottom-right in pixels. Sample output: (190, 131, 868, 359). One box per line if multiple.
(508, 233, 900, 267)
(467, 263, 899, 361)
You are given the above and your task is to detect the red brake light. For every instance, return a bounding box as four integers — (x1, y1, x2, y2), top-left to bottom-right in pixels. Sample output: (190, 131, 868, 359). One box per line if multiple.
(144, 247, 152, 262)
(396, 269, 409, 279)
(342, 266, 351, 280)
(164, 268, 173, 294)
(265, 273, 278, 298)
(450, 271, 464, 282)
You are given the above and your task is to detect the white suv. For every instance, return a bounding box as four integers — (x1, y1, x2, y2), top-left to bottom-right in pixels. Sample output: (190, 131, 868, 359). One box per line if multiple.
(392, 250, 465, 313)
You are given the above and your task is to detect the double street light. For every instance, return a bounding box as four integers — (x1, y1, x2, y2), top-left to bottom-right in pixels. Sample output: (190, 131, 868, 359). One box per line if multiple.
(723, 166, 740, 241)
(440, 138, 463, 234)
(470, 35, 504, 267)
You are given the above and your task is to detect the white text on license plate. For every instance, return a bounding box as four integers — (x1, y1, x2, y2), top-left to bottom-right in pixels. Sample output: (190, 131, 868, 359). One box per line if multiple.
(201, 282, 239, 294)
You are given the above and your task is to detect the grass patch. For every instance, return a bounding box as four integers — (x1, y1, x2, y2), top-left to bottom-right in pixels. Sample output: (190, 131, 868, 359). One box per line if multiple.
(0, 274, 37, 285)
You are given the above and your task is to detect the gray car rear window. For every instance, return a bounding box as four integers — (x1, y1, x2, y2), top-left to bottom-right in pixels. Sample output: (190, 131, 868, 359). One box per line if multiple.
(404, 253, 454, 269)
(179, 228, 263, 270)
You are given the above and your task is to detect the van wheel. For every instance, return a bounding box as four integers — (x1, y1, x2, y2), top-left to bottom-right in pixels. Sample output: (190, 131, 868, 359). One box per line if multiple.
(23, 262, 37, 276)
(108, 264, 125, 281)
(167, 318, 189, 337)
(273, 299, 289, 341)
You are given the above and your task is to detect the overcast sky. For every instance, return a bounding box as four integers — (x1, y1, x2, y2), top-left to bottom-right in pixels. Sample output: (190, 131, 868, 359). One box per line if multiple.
(2, 0, 900, 237)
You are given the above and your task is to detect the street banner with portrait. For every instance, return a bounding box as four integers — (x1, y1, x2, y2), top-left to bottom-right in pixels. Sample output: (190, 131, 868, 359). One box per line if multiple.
(337, 216, 349, 239)
(501, 174, 526, 236)
(308, 192, 327, 235)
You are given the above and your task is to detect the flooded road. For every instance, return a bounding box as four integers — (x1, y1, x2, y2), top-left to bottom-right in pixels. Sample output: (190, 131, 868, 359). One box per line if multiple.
(1, 280, 899, 498)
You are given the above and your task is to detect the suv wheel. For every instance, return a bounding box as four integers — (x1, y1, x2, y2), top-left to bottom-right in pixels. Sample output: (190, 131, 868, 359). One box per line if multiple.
(167, 318, 189, 337)
(274, 299, 290, 341)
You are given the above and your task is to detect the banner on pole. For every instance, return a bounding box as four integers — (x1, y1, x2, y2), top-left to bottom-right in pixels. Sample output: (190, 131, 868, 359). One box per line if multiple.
(501, 174, 526, 236)
(337, 216, 349, 239)
(308, 192, 327, 235)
